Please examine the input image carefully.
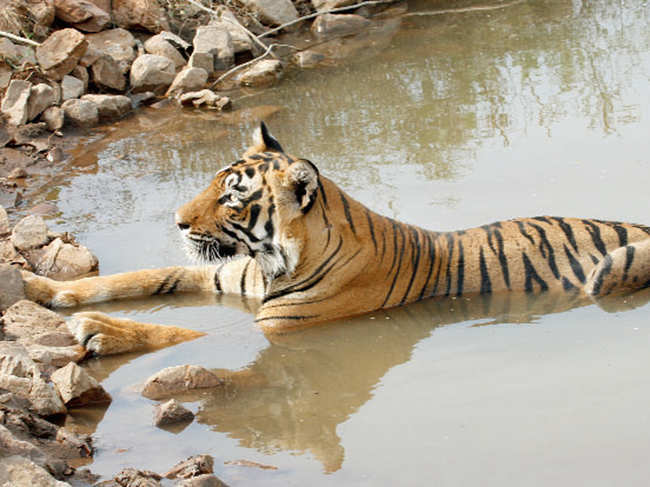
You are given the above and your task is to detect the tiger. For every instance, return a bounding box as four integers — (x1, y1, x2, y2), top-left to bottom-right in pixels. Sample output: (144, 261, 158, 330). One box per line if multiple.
(22, 122, 650, 356)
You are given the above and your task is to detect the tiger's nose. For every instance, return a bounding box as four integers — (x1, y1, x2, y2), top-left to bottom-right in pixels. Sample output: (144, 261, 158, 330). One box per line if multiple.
(175, 213, 190, 231)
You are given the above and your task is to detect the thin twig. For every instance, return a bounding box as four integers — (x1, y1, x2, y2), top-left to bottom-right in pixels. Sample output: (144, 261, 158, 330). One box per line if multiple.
(0, 30, 41, 47)
(259, 0, 395, 38)
(210, 43, 296, 88)
(402, 0, 524, 17)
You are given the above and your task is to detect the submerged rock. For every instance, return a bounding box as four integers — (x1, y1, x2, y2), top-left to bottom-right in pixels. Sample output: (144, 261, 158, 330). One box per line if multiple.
(154, 398, 194, 427)
(293, 50, 326, 68)
(311, 13, 371, 37)
(238, 59, 283, 87)
(142, 365, 222, 400)
(164, 454, 214, 479)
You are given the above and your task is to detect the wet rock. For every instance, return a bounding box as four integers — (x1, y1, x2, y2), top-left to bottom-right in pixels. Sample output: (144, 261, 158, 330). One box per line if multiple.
(11, 215, 49, 251)
(86, 28, 137, 74)
(54, 0, 111, 32)
(144, 32, 187, 69)
(42, 106, 65, 131)
(36, 28, 88, 81)
(50, 362, 111, 407)
(210, 7, 254, 54)
(179, 90, 231, 110)
(164, 454, 214, 479)
(113, 468, 162, 486)
(0, 454, 69, 487)
(0, 425, 48, 465)
(193, 25, 234, 74)
(61, 98, 99, 127)
(81, 94, 131, 121)
(293, 50, 326, 68)
(167, 68, 208, 96)
(177, 474, 229, 487)
(0, 264, 26, 311)
(112, 0, 171, 33)
(61, 74, 85, 101)
(0, 342, 67, 416)
(241, 0, 298, 26)
(90, 55, 127, 91)
(311, 13, 371, 37)
(27, 83, 57, 122)
(130, 91, 156, 107)
(31, 237, 98, 279)
(311, 0, 358, 12)
(154, 398, 194, 427)
(1, 80, 32, 126)
(71, 64, 89, 91)
(130, 54, 176, 94)
(0, 205, 8, 235)
(141, 365, 222, 400)
(238, 59, 283, 87)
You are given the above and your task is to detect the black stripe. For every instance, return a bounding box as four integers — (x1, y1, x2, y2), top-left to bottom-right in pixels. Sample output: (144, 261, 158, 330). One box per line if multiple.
(166, 278, 180, 295)
(494, 228, 511, 289)
(153, 273, 174, 295)
(563, 244, 586, 284)
(590, 254, 613, 295)
(387, 221, 399, 274)
(399, 228, 422, 305)
(339, 189, 356, 235)
(613, 224, 628, 247)
(240, 259, 251, 296)
(528, 222, 560, 279)
(417, 232, 437, 300)
(522, 252, 548, 292)
(622, 245, 635, 282)
(229, 222, 261, 243)
(317, 178, 329, 208)
(443, 233, 454, 297)
(247, 204, 261, 230)
(562, 276, 575, 290)
(456, 239, 465, 296)
(551, 217, 579, 252)
(382, 225, 407, 307)
(214, 269, 222, 292)
(479, 246, 491, 294)
(255, 314, 318, 323)
(365, 209, 378, 254)
(582, 220, 607, 256)
(515, 220, 535, 246)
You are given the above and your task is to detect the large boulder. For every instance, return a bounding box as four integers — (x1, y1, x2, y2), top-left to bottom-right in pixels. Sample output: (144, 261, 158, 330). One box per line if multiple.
(112, 0, 170, 33)
(90, 55, 127, 90)
(11, 215, 49, 251)
(1, 80, 32, 126)
(144, 31, 189, 69)
(129, 54, 176, 94)
(192, 25, 234, 74)
(61, 74, 85, 100)
(61, 98, 99, 127)
(31, 237, 99, 279)
(54, 0, 111, 32)
(86, 28, 137, 74)
(209, 7, 254, 54)
(81, 94, 131, 120)
(311, 13, 371, 37)
(36, 28, 88, 81)
(167, 67, 208, 96)
(27, 83, 57, 122)
(240, 0, 298, 26)
(238, 59, 283, 87)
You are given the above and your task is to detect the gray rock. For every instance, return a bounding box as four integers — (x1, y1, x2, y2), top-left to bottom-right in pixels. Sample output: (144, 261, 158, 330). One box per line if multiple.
(0, 39, 37, 69)
(240, 0, 298, 26)
(86, 28, 137, 74)
(0, 239, 30, 269)
(209, 7, 254, 54)
(11, 215, 49, 251)
(61, 74, 85, 101)
(130, 54, 176, 94)
(0, 64, 11, 90)
(0, 204, 9, 235)
(311, 0, 358, 12)
(188, 51, 214, 74)
(78, 44, 101, 67)
(141, 365, 222, 400)
(36, 28, 88, 81)
(27, 83, 57, 122)
(54, 0, 111, 32)
(90, 54, 127, 91)
(50, 362, 111, 407)
(193, 26, 234, 73)
(167, 67, 208, 96)
(179, 90, 230, 110)
(32, 237, 99, 279)
(41, 106, 65, 131)
(61, 98, 99, 127)
(0, 342, 67, 416)
(0, 264, 26, 311)
(2, 300, 68, 341)
(0, 455, 71, 487)
(293, 50, 326, 68)
(71, 64, 89, 91)
(113, 468, 162, 486)
(1, 80, 32, 126)
(154, 398, 194, 427)
(164, 454, 214, 479)
(27, 344, 86, 368)
(81, 94, 131, 120)
(311, 13, 371, 37)
(238, 59, 283, 87)
(144, 32, 187, 68)
(177, 474, 229, 487)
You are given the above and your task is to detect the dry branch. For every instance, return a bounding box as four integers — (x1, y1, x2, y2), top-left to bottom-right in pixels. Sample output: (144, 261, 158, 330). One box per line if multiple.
(0, 30, 41, 47)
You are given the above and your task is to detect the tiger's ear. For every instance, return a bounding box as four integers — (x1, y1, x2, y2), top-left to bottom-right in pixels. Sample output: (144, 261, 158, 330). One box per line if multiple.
(245, 122, 284, 156)
(286, 159, 319, 214)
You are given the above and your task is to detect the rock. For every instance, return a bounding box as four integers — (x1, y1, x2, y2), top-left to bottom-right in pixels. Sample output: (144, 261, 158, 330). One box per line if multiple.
(50, 362, 111, 407)
(31, 237, 98, 279)
(154, 398, 194, 427)
(177, 475, 229, 487)
(61, 98, 99, 127)
(36, 28, 88, 81)
(90, 55, 127, 91)
(0, 455, 70, 487)
(11, 215, 49, 251)
(311, 13, 371, 37)
(179, 90, 230, 110)
(71, 64, 89, 91)
(0, 64, 11, 90)
(129, 91, 156, 107)
(209, 7, 254, 54)
(293, 50, 326, 68)
(81, 94, 131, 120)
(27, 83, 57, 122)
(112, 0, 171, 33)
(61, 74, 85, 100)
(1, 80, 32, 126)
(0, 264, 26, 311)
(0, 39, 37, 69)
(0, 205, 8, 235)
(311, 0, 358, 12)
(144, 32, 187, 68)
(26, 0, 57, 27)
(164, 454, 214, 479)
(0, 425, 48, 466)
(79, 44, 101, 67)
(188, 51, 214, 74)
(238, 59, 283, 87)
(113, 468, 162, 486)
(0, 342, 67, 416)
(141, 365, 222, 400)
(240, 0, 298, 26)
(27, 344, 86, 368)
(130, 54, 176, 94)
(0, 240, 31, 269)
(167, 68, 208, 96)
(2, 300, 68, 342)
(7, 167, 27, 179)
(192, 26, 234, 74)
(54, 0, 110, 32)
(41, 106, 65, 131)
(86, 28, 136, 74)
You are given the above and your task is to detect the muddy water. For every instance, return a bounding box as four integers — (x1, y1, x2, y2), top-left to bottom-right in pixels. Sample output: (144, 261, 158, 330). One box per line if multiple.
(44, 0, 650, 485)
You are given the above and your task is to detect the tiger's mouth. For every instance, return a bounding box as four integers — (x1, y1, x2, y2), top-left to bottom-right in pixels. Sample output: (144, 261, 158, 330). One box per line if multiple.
(182, 233, 239, 263)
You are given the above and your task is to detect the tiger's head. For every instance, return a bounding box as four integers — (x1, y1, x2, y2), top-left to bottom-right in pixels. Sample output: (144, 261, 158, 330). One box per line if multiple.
(175, 122, 321, 280)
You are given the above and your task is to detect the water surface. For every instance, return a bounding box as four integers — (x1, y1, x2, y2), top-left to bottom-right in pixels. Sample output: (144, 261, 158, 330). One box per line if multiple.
(46, 0, 650, 485)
